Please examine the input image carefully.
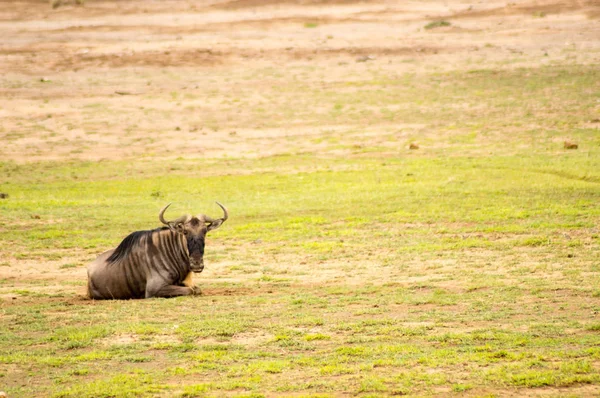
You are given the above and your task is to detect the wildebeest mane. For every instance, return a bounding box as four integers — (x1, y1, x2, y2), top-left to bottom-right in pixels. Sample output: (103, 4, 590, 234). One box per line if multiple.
(107, 227, 168, 264)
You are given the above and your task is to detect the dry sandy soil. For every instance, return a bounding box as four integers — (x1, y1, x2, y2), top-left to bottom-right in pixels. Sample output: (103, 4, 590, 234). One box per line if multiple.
(1, 0, 599, 162)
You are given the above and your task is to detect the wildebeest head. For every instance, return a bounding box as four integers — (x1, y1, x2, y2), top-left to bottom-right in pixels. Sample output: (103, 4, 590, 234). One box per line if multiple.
(158, 202, 228, 272)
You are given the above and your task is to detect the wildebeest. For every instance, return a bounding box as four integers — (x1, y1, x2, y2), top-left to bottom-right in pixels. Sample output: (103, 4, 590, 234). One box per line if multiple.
(87, 202, 228, 300)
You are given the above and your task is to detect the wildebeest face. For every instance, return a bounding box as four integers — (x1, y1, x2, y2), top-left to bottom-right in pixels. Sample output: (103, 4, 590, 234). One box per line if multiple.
(178, 218, 207, 272)
(159, 203, 228, 273)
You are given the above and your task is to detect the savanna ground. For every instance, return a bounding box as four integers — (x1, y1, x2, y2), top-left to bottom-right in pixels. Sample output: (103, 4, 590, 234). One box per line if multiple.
(1, 0, 600, 396)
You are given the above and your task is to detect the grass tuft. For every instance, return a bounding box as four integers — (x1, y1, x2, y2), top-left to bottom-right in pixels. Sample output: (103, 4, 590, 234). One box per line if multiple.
(424, 20, 451, 29)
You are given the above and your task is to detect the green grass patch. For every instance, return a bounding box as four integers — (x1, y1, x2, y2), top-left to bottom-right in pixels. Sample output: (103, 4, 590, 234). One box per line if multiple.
(424, 20, 451, 29)
(1, 59, 599, 397)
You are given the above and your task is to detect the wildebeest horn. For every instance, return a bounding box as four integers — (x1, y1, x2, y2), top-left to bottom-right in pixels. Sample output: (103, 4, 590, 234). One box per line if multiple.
(203, 202, 229, 223)
(159, 203, 172, 225)
(159, 203, 189, 226)
(216, 201, 228, 221)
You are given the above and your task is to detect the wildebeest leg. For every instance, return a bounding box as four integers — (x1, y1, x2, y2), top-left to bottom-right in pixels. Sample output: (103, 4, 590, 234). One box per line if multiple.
(181, 272, 194, 287)
(181, 272, 201, 295)
(146, 284, 198, 298)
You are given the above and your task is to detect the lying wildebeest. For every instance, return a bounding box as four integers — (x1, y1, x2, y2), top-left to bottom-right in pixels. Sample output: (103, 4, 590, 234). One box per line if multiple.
(87, 202, 228, 300)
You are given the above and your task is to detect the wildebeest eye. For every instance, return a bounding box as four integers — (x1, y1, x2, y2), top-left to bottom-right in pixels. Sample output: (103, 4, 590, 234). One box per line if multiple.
(183, 230, 188, 235)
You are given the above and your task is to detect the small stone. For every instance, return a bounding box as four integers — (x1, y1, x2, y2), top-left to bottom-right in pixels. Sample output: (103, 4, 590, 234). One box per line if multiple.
(563, 141, 578, 150)
(409, 143, 419, 150)
(0, 193, 8, 199)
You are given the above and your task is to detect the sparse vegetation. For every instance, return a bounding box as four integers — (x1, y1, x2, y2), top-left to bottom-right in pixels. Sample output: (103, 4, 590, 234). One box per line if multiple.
(1, 0, 600, 397)
(424, 20, 451, 30)
(50, 0, 84, 9)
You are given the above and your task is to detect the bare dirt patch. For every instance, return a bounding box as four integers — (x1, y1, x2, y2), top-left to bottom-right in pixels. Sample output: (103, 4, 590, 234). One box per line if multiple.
(214, 0, 366, 9)
(1, 0, 599, 162)
(449, 0, 598, 19)
(195, 331, 273, 346)
(200, 286, 258, 296)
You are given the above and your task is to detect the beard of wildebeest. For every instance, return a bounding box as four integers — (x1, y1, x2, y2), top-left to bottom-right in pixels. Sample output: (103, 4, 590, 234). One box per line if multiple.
(86, 202, 228, 300)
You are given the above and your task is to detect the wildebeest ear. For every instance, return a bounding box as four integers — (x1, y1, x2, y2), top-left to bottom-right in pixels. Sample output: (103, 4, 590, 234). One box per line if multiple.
(174, 222, 186, 234)
(207, 219, 224, 231)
